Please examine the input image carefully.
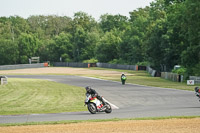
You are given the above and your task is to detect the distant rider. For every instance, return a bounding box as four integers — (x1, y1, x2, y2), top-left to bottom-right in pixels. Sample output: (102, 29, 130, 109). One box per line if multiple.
(85, 86, 106, 105)
(121, 73, 127, 85)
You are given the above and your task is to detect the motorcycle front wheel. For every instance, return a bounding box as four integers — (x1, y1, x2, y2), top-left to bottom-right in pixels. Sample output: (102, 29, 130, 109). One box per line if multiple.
(105, 102, 112, 113)
(88, 103, 97, 114)
(122, 80, 125, 85)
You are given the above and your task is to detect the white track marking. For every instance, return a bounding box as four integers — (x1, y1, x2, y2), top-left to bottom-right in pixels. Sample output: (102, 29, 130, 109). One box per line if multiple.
(103, 98, 119, 109)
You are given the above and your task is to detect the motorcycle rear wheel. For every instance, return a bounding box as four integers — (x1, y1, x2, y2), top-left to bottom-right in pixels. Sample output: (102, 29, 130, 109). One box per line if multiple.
(88, 103, 97, 114)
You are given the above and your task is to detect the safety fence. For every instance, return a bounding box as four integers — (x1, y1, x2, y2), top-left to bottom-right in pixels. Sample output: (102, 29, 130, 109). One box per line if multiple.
(96, 63, 137, 70)
(146, 66, 157, 77)
(189, 76, 200, 84)
(0, 63, 46, 70)
(53, 62, 88, 68)
(161, 72, 182, 82)
(54, 62, 160, 77)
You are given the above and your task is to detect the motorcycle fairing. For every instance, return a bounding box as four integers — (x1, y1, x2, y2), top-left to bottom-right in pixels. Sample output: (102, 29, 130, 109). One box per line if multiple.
(90, 97, 102, 109)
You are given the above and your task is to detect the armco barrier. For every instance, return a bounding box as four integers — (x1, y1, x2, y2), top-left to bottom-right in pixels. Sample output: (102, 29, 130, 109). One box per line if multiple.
(138, 66, 146, 70)
(96, 63, 136, 70)
(190, 76, 200, 84)
(0, 63, 46, 70)
(161, 72, 181, 82)
(54, 62, 143, 71)
(146, 66, 156, 77)
(53, 62, 88, 68)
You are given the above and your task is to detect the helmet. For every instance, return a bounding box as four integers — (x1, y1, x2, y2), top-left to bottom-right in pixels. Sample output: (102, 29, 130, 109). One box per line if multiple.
(85, 86, 91, 92)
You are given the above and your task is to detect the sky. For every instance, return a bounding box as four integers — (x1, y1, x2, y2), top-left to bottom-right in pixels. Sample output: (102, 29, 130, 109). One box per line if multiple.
(1, 0, 154, 20)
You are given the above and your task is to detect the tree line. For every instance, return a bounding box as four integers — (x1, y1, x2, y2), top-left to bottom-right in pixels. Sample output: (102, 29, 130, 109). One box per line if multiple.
(0, 0, 199, 76)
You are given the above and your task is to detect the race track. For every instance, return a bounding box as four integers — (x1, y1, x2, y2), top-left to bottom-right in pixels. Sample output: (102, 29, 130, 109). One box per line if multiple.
(1, 75, 200, 124)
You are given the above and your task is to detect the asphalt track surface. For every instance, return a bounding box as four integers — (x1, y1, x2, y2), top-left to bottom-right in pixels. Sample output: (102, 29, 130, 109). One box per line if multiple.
(1, 75, 200, 124)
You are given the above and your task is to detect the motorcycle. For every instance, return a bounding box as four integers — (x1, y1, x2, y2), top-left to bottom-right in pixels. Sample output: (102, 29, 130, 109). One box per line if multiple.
(85, 93, 112, 114)
(121, 76, 126, 85)
(194, 87, 200, 102)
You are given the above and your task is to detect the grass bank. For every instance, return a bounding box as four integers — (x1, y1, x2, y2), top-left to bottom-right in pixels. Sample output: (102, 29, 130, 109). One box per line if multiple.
(0, 78, 86, 115)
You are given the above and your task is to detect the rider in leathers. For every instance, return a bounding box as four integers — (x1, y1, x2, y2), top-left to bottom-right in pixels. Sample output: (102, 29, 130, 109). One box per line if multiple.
(85, 86, 106, 105)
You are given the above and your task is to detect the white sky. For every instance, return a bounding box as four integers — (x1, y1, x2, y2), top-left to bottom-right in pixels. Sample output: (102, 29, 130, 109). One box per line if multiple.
(0, 0, 154, 20)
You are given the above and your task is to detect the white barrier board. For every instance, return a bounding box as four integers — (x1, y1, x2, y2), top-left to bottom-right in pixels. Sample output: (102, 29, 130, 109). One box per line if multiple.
(187, 80, 194, 85)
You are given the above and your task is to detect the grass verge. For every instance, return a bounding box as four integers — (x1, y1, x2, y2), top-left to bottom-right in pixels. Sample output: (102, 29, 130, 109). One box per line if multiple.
(1, 116, 200, 127)
(0, 78, 86, 115)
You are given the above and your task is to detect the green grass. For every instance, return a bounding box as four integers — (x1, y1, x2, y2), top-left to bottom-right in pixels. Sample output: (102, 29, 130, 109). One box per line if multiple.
(0, 78, 86, 115)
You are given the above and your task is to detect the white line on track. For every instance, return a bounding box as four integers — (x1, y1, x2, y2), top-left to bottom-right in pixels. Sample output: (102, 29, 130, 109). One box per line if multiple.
(103, 98, 119, 109)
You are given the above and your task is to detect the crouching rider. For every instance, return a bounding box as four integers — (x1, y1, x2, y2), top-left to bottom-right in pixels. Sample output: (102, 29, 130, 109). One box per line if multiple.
(85, 86, 106, 105)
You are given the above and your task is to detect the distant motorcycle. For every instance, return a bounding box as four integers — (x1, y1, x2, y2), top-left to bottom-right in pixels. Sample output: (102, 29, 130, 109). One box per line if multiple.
(194, 87, 200, 102)
(85, 93, 112, 114)
(121, 75, 127, 85)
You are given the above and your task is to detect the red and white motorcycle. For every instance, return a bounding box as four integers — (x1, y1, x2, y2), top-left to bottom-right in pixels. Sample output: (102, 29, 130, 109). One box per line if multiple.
(85, 94, 112, 114)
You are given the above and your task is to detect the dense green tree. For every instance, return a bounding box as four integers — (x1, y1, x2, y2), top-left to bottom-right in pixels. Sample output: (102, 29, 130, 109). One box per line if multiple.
(146, 18, 168, 70)
(18, 33, 40, 63)
(96, 31, 121, 62)
(163, 1, 186, 70)
(46, 32, 73, 62)
(81, 28, 100, 61)
(164, 0, 185, 5)
(72, 12, 97, 32)
(72, 12, 98, 62)
(72, 26, 87, 62)
(0, 39, 18, 65)
(99, 14, 129, 32)
(180, 0, 200, 75)
(144, 0, 168, 70)
(120, 7, 150, 64)
(27, 15, 46, 40)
